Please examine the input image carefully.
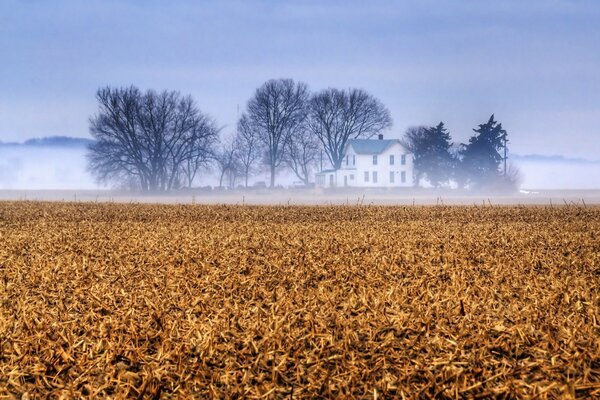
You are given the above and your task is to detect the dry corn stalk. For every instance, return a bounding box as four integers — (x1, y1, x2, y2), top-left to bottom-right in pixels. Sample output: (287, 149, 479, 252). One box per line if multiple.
(0, 202, 599, 398)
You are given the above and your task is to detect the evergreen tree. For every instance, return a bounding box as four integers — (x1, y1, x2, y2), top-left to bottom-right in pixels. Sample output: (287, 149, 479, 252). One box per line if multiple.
(402, 123, 454, 188)
(420, 122, 454, 188)
(460, 114, 507, 188)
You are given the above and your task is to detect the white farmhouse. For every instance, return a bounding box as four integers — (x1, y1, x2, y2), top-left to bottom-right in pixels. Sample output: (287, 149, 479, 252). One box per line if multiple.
(315, 135, 413, 188)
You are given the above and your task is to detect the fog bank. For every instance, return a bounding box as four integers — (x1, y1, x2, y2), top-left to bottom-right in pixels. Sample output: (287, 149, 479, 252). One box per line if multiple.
(0, 146, 98, 190)
(1, 145, 600, 191)
(517, 160, 600, 190)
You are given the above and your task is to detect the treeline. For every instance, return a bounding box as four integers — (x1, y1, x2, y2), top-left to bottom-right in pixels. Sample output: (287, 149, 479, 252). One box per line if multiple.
(87, 78, 516, 191)
(87, 87, 219, 191)
(403, 116, 519, 190)
(87, 79, 391, 191)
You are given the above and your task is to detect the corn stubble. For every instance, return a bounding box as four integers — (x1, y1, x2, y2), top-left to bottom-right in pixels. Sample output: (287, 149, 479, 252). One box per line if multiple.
(0, 202, 599, 398)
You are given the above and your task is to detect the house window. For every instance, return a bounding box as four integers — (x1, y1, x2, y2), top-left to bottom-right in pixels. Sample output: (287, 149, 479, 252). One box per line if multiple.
(401, 171, 406, 183)
(389, 155, 394, 165)
(353, 155, 356, 165)
(329, 174, 334, 186)
(401, 154, 406, 165)
(350, 174, 354, 180)
(373, 155, 378, 165)
(390, 171, 395, 183)
(364, 171, 369, 182)
(345, 155, 349, 166)
(372, 171, 378, 183)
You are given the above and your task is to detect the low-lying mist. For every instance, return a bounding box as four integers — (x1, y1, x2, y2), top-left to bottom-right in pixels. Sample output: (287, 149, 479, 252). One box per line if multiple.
(517, 160, 600, 190)
(0, 146, 98, 190)
(1, 145, 600, 194)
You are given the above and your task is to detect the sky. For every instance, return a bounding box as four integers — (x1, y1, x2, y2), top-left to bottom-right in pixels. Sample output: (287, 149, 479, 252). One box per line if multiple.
(1, 0, 599, 159)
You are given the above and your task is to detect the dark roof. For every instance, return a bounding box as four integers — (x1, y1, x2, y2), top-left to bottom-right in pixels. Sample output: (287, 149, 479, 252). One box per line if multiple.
(348, 139, 399, 155)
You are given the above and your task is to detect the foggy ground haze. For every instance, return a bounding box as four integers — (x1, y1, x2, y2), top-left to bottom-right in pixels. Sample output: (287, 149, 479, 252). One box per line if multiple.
(1, 140, 600, 191)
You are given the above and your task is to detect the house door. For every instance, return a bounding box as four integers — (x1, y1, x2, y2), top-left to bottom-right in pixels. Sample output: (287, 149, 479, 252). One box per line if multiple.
(344, 176, 348, 186)
(329, 174, 334, 187)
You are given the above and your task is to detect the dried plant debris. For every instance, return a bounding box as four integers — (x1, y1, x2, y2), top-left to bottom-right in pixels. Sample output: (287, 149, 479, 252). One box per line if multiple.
(0, 202, 599, 398)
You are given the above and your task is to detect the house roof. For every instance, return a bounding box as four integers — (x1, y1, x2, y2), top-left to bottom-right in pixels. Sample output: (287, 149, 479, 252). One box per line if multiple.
(347, 139, 399, 155)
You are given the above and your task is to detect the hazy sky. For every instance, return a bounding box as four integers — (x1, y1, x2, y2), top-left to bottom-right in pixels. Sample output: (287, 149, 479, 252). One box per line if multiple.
(1, 0, 599, 158)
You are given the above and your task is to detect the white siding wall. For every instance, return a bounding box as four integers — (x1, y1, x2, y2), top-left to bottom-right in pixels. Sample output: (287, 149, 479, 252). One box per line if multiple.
(337, 142, 413, 188)
(338, 147, 358, 186)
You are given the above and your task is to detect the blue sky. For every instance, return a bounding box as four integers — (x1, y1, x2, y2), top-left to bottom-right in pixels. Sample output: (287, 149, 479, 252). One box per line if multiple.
(1, 0, 599, 158)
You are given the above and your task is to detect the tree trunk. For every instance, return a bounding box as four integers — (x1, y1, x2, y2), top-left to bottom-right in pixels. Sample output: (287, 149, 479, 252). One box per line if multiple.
(270, 165, 276, 188)
(219, 169, 226, 188)
(301, 164, 309, 185)
(333, 158, 342, 170)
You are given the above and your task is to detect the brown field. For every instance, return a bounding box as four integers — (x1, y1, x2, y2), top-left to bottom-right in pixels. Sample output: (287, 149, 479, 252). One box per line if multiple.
(1, 202, 599, 398)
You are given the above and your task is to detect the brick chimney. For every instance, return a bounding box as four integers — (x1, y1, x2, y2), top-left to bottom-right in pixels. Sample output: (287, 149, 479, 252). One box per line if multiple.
(378, 134, 383, 140)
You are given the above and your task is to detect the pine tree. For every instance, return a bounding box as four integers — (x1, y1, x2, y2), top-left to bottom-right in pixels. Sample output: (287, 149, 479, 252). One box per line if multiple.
(460, 115, 507, 188)
(420, 122, 454, 188)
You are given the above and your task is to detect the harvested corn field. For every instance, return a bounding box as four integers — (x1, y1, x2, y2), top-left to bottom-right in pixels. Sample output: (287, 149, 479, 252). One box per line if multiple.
(1, 202, 599, 398)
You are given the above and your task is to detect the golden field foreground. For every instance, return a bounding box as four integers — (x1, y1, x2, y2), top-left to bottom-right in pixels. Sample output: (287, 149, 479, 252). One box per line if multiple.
(1, 202, 599, 399)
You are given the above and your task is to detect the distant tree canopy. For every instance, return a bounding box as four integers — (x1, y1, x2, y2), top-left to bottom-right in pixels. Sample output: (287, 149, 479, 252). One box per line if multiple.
(214, 135, 242, 189)
(236, 83, 392, 185)
(87, 86, 219, 191)
(234, 114, 263, 188)
(459, 114, 508, 188)
(420, 123, 454, 187)
(284, 124, 320, 185)
(402, 115, 514, 190)
(244, 79, 309, 188)
(87, 82, 516, 192)
(402, 123, 454, 187)
(307, 88, 392, 170)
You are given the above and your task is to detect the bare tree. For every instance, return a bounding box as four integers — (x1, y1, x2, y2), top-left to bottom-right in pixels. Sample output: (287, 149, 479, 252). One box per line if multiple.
(401, 126, 429, 187)
(87, 86, 146, 189)
(245, 79, 309, 188)
(234, 114, 262, 188)
(214, 136, 241, 189)
(88, 86, 218, 191)
(284, 126, 320, 185)
(307, 88, 392, 170)
(179, 118, 219, 188)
